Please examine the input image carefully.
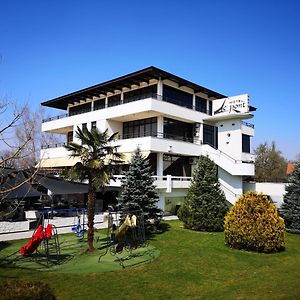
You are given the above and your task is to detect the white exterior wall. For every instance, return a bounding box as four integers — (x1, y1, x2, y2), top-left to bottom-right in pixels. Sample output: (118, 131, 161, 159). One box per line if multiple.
(243, 182, 286, 207)
(217, 119, 242, 160)
(218, 167, 243, 204)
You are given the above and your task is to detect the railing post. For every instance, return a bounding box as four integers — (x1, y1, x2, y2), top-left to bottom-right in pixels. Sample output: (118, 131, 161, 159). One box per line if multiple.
(166, 175, 172, 193)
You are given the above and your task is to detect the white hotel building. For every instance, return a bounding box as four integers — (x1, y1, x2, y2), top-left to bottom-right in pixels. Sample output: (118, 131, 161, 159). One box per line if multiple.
(40, 67, 256, 212)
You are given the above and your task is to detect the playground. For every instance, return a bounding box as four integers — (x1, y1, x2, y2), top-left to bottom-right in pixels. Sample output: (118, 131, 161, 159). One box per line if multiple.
(1, 220, 300, 299)
(0, 208, 159, 273)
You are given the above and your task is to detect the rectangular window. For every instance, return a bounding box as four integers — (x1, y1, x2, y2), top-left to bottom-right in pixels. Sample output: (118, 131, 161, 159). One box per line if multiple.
(94, 98, 106, 110)
(242, 134, 251, 153)
(203, 124, 218, 148)
(69, 103, 91, 116)
(195, 96, 207, 113)
(123, 85, 157, 104)
(123, 117, 157, 139)
(91, 121, 96, 131)
(108, 94, 121, 107)
(162, 85, 193, 109)
(67, 131, 73, 144)
(82, 123, 87, 132)
(163, 117, 193, 143)
(208, 101, 213, 116)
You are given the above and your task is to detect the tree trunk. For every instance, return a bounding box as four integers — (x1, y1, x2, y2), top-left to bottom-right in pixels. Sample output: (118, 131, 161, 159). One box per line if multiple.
(87, 182, 96, 252)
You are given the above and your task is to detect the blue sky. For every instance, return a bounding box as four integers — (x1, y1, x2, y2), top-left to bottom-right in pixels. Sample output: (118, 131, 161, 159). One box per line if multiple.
(0, 0, 299, 159)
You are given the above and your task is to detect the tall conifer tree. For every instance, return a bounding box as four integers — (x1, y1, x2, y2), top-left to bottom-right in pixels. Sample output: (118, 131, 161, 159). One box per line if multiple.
(281, 160, 300, 232)
(118, 148, 162, 228)
(178, 155, 228, 231)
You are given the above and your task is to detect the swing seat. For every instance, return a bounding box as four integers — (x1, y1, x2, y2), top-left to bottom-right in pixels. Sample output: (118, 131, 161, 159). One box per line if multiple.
(77, 229, 86, 238)
(71, 225, 78, 232)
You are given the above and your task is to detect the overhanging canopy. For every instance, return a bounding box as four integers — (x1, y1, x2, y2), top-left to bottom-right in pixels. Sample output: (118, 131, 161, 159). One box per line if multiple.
(36, 175, 88, 195)
(41, 66, 226, 110)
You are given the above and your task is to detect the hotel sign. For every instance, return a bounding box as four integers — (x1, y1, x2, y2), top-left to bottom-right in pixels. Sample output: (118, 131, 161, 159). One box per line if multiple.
(213, 94, 249, 116)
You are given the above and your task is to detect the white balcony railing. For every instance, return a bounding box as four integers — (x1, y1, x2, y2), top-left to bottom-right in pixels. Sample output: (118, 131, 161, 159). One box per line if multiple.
(111, 175, 192, 192)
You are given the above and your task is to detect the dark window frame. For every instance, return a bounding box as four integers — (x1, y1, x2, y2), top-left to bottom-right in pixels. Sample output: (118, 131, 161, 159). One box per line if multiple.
(123, 117, 157, 139)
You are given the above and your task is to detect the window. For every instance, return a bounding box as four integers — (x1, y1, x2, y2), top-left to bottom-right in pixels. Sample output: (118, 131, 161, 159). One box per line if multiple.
(123, 117, 157, 139)
(203, 124, 218, 148)
(69, 103, 91, 116)
(242, 134, 251, 153)
(107, 94, 121, 107)
(82, 123, 87, 132)
(94, 98, 106, 110)
(123, 85, 157, 104)
(91, 121, 96, 131)
(163, 117, 193, 143)
(208, 101, 213, 116)
(67, 131, 73, 144)
(163, 154, 192, 176)
(163, 85, 193, 109)
(195, 96, 207, 113)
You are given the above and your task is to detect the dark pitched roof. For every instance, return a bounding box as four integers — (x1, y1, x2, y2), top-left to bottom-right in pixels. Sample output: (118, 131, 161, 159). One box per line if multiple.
(41, 66, 226, 110)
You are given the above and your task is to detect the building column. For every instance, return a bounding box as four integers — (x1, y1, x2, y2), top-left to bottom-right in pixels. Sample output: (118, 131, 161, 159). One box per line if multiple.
(120, 91, 124, 104)
(157, 77, 163, 98)
(199, 122, 204, 144)
(157, 115, 164, 138)
(157, 152, 164, 177)
(105, 96, 108, 108)
(192, 94, 196, 111)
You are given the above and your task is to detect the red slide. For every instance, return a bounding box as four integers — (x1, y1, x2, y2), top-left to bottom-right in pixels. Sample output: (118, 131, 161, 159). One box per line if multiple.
(20, 225, 44, 256)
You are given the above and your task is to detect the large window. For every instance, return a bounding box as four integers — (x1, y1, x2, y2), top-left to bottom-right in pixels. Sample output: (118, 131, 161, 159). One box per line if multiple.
(163, 154, 192, 177)
(69, 103, 91, 116)
(203, 124, 218, 148)
(123, 117, 157, 139)
(164, 117, 193, 143)
(195, 96, 207, 113)
(123, 85, 157, 104)
(163, 85, 193, 109)
(107, 94, 121, 107)
(94, 98, 106, 110)
(242, 134, 251, 153)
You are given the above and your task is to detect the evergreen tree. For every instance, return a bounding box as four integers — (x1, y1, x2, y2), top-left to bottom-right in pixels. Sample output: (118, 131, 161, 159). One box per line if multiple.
(118, 148, 162, 229)
(281, 159, 300, 232)
(178, 155, 228, 231)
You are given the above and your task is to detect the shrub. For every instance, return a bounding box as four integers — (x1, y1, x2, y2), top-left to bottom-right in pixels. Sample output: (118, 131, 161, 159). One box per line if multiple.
(0, 280, 56, 300)
(224, 191, 285, 253)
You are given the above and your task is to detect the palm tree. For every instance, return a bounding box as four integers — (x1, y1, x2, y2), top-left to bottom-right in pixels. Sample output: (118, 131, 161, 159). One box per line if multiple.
(64, 127, 122, 251)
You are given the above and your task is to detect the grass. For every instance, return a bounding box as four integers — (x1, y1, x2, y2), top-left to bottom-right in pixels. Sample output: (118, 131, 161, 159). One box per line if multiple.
(1, 220, 300, 299)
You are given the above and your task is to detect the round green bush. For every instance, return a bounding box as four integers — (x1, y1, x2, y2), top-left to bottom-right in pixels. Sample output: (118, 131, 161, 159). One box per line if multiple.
(224, 191, 285, 253)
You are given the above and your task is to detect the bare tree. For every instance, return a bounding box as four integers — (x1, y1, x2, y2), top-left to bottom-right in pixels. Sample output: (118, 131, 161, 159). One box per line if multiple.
(0, 101, 40, 218)
(14, 105, 63, 168)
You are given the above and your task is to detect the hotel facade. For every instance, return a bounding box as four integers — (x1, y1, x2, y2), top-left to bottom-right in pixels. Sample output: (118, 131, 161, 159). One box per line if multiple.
(40, 67, 256, 212)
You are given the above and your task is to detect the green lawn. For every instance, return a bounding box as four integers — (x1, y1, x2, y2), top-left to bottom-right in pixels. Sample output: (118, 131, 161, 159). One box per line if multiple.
(1, 220, 300, 299)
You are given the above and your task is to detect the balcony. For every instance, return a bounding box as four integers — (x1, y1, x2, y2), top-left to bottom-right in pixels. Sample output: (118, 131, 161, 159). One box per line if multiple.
(110, 175, 192, 192)
(42, 93, 212, 124)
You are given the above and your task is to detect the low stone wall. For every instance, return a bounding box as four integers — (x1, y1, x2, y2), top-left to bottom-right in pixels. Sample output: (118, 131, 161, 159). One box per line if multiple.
(0, 221, 30, 234)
